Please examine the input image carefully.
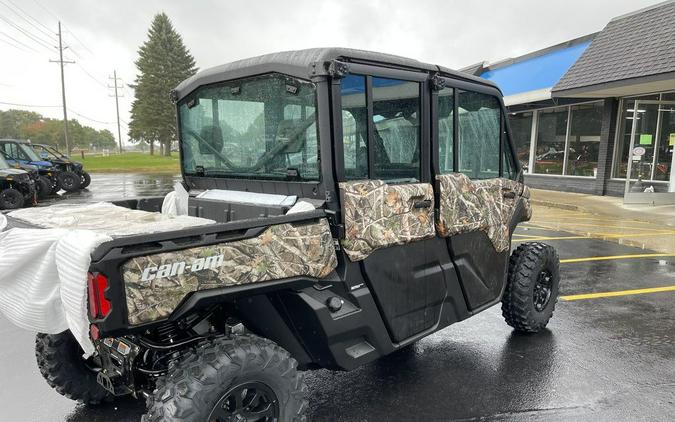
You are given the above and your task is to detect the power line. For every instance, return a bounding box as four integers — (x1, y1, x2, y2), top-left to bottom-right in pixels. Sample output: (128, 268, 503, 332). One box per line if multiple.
(75, 62, 109, 88)
(63, 24, 95, 57)
(0, 30, 39, 53)
(0, 13, 54, 53)
(1, 0, 55, 40)
(0, 34, 32, 53)
(67, 108, 115, 125)
(0, 101, 60, 108)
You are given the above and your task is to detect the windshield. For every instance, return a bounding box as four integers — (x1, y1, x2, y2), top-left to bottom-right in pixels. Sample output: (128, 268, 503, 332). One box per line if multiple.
(0, 153, 9, 169)
(179, 73, 319, 181)
(19, 144, 41, 161)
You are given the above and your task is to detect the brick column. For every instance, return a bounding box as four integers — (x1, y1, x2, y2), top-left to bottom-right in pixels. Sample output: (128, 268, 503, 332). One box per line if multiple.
(594, 98, 619, 195)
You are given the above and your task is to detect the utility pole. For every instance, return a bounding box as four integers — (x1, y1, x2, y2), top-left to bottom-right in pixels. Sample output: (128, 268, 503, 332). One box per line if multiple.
(49, 22, 74, 154)
(109, 71, 123, 154)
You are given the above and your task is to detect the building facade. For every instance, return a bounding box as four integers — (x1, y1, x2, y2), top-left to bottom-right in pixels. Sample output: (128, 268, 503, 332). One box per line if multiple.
(464, 1, 675, 199)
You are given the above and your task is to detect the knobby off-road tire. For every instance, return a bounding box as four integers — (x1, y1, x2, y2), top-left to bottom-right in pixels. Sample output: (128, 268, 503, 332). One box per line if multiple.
(502, 242, 560, 333)
(36, 176, 53, 198)
(80, 171, 91, 188)
(35, 331, 111, 405)
(143, 334, 308, 422)
(57, 171, 81, 192)
(0, 187, 24, 209)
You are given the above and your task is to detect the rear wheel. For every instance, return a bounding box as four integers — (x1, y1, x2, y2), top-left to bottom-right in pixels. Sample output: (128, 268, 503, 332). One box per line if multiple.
(35, 331, 111, 405)
(57, 171, 81, 192)
(80, 171, 91, 188)
(143, 334, 308, 422)
(0, 187, 24, 209)
(36, 176, 52, 198)
(502, 242, 560, 333)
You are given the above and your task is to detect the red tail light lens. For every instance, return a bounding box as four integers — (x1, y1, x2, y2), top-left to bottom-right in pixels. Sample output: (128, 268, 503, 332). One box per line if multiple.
(87, 272, 111, 319)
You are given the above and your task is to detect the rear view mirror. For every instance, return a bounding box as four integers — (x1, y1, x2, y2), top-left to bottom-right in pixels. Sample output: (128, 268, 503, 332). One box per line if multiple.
(39, 151, 49, 159)
(198, 126, 224, 155)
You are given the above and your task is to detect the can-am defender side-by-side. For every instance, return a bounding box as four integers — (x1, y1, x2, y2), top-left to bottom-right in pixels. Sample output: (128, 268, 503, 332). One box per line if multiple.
(0, 139, 81, 194)
(25, 49, 560, 421)
(0, 152, 35, 209)
(31, 143, 91, 189)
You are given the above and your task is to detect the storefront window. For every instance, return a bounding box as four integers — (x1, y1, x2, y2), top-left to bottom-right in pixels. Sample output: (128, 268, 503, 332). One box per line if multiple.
(654, 103, 675, 181)
(509, 112, 533, 173)
(566, 103, 602, 176)
(534, 107, 568, 174)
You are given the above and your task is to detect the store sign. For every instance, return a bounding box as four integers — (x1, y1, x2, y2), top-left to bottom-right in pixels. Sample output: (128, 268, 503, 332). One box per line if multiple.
(639, 134, 653, 145)
(670, 133, 675, 147)
(632, 146, 646, 156)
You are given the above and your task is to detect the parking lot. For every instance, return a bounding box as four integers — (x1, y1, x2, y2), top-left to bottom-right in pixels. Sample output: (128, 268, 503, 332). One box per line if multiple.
(1, 175, 674, 421)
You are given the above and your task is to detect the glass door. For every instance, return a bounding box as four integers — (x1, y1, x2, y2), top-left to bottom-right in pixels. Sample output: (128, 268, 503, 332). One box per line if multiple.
(624, 100, 675, 200)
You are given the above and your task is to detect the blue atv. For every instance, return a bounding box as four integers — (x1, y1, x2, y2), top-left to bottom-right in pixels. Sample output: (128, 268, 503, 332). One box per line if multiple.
(0, 139, 80, 196)
(30, 143, 91, 189)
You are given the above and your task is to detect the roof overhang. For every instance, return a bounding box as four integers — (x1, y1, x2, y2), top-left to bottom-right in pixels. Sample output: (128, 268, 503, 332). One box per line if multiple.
(503, 87, 552, 106)
(553, 71, 675, 98)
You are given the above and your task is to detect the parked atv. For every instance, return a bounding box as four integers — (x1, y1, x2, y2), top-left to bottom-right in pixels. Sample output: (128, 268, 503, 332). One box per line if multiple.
(0, 139, 63, 196)
(31, 143, 91, 189)
(0, 151, 36, 209)
(27, 49, 560, 421)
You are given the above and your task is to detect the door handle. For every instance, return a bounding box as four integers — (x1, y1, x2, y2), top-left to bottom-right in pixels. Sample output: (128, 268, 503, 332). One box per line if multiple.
(413, 199, 432, 209)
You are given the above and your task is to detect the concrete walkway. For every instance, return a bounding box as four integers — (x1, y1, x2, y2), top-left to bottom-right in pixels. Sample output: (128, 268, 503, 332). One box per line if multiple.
(528, 189, 675, 253)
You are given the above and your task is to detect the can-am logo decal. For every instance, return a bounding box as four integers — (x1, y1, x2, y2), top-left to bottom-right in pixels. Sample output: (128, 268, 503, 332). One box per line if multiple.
(140, 254, 224, 282)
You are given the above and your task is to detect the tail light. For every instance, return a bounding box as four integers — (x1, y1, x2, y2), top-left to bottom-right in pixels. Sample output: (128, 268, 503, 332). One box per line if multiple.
(87, 272, 111, 319)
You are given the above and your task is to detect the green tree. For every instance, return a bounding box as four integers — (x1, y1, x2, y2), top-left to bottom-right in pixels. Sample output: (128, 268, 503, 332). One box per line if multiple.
(129, 13, 197, 156)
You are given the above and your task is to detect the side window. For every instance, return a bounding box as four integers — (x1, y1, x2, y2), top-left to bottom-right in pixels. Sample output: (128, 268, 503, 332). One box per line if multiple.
(371, 77, 420, 181)
(341, 75, 368, 180)
(437, 87, 454, 173)
(457, 90, 501, 179)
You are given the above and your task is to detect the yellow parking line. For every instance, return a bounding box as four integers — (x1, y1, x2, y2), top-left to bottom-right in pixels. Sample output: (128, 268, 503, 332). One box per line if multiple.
(512, 233, 542, 238)
(515, 231, 675, 242)
(514, 235, 589, 241)
(560, 253, 675, 264)
(561, 286, 675, 301)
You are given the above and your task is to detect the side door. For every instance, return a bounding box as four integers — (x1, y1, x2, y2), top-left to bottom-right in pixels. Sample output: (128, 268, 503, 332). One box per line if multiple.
(336, 69, 448, 343)
(433, 81, 526, 310)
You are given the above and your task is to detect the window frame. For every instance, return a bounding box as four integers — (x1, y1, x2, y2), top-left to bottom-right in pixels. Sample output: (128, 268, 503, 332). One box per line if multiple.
(334, 64, 430, 184)
(432, 77, 518, 181)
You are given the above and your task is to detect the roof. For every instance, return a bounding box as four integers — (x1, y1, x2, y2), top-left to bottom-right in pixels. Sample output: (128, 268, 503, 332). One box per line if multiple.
(468, 34, 595, 106)
(174, 47, 497, 100)
(553, 0, 675, 97)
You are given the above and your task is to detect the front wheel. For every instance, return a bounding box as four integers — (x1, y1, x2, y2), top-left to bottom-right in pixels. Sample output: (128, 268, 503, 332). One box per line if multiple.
(143, 334, 308, 422)
(57, 171, 81, 192)
(36, 176, 53, 198)
(35, 331, 111, 405)
(502, 242, 560, 333)
(0, 187, 24, 209)
(80, 171, 91, 188)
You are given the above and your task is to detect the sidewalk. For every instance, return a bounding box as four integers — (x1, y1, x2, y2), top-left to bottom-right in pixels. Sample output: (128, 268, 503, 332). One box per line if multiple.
(530, 189, 675, 227)
(528, 189, 675, 253)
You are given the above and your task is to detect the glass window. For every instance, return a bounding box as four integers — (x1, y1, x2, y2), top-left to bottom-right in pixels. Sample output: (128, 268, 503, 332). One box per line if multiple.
(614, 100, 660, 179)
(457, 90, 501, 179)
(437, 87, 454, 173)
(534, 107, 568, 175)
(179, 73, 319, 181)
(509, 112, 533, 172)
(371, 77, 421, 181)
(566, 102, 603, 176)
(340, 75, 368, 180)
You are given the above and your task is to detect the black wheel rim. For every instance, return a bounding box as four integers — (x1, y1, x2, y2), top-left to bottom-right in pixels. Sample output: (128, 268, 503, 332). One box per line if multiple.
(533, 270, 553, 312)
(207, 381, 279, 422)
(63, 176, 75, 189)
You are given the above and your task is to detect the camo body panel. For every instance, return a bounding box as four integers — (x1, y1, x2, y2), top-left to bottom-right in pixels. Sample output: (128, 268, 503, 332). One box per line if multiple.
(436, 173, 531, 252)
(123, 219, 337, 325)
(339, 180, 435, 261)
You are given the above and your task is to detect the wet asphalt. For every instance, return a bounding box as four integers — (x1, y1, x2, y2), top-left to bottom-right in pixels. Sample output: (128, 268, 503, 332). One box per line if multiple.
(1, 174, 674, 421)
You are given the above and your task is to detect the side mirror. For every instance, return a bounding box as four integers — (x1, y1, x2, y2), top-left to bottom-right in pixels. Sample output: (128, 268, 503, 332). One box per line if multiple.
(39, 151, 49, 159)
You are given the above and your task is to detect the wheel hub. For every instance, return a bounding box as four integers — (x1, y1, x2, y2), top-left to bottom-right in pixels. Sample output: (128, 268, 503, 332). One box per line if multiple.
(208, 381, 279, 422)
(533, 270, 553, 312)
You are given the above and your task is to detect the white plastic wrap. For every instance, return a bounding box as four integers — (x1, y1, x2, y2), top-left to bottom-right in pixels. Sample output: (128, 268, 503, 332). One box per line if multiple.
(0, 213, 6, 231)
(196, 189, 297, 207)
(161, 182, 189, 216)
(0, 202, 214, 355)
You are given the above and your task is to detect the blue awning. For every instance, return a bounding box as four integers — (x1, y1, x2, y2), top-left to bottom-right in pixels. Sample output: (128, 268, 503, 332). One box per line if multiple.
(480, 41, 592, 97)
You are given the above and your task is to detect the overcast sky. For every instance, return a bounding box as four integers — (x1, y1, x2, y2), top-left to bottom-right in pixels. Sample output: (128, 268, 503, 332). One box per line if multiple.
(0, 0, 665, 145)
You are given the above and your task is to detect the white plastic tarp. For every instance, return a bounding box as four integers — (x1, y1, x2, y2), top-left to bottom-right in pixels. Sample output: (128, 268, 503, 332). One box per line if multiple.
(196, 189, 297, 207)
(0, 202, 213, 355)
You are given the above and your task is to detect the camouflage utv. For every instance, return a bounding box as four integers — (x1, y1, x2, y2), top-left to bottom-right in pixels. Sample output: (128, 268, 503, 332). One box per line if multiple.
(31, 48, 560, 421)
